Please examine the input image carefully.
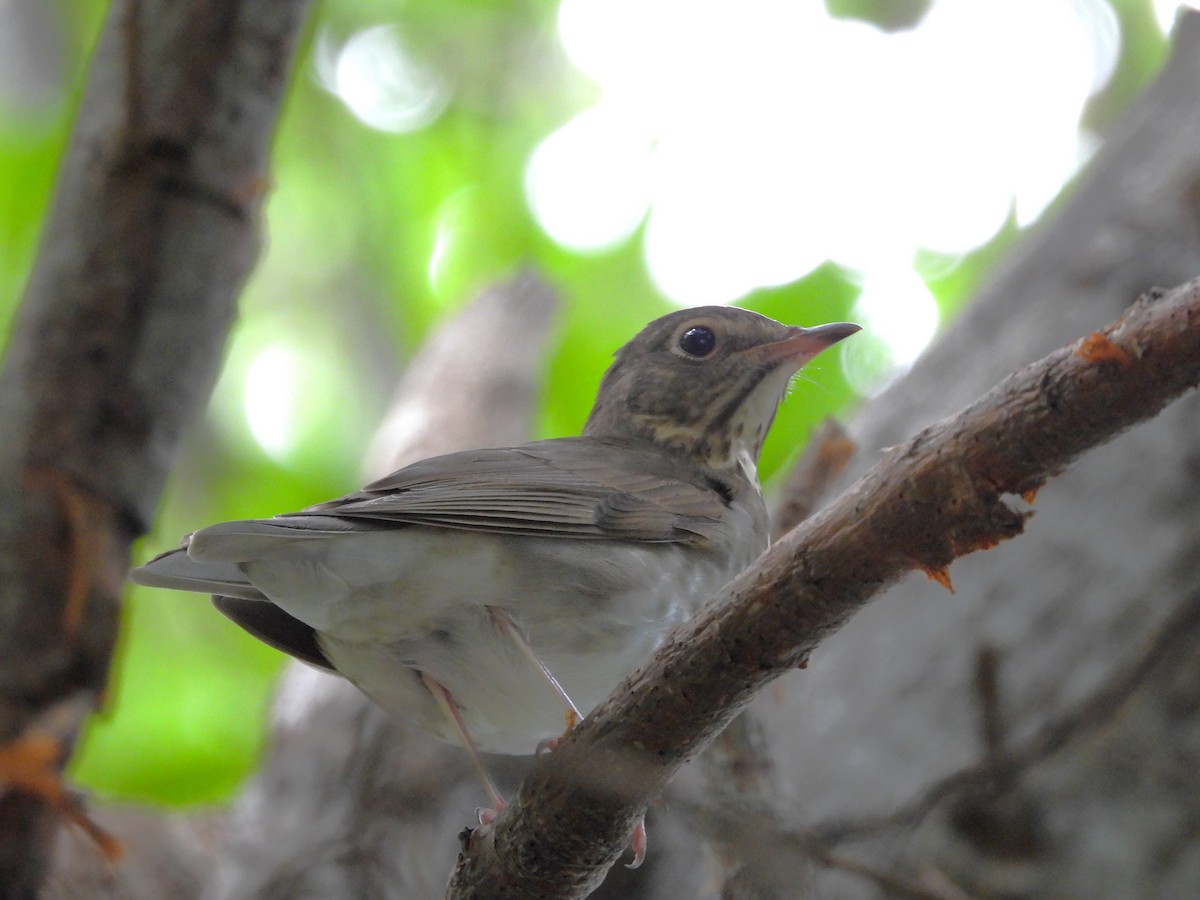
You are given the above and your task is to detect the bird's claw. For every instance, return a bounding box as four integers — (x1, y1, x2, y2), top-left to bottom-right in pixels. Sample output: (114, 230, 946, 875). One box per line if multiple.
(475, 795, 506, 826)
(536, 709, 580, 756)
(625, 816, 647, 869)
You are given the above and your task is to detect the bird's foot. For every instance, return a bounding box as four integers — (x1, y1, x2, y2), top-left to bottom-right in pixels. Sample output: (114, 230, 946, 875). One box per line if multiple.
(536, 707, 582, 756)
(536, 733, 565, 755)
(476, 795, 507, 826)
(626, 815, 647, 869)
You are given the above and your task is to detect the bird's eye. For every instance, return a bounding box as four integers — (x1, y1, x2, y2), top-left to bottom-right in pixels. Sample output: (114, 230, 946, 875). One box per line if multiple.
(678, 325, 716, 357)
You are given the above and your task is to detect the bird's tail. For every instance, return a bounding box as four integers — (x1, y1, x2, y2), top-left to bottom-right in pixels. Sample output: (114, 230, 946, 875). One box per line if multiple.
(130, 546, 266, 602)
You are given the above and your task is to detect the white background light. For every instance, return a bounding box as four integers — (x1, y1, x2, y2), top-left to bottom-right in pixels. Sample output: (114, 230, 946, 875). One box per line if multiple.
(530, 0, 1126, 387)
(315, 24, 451, 133)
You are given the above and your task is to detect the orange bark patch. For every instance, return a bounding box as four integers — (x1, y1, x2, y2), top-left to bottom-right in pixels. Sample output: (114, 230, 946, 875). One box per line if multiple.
(0, 731, 123, 862)
(22, 467, 109, 638)
(1076, 332, 1134, 369)
(0, 731, 63, 801)
(922, 566, 955, 593)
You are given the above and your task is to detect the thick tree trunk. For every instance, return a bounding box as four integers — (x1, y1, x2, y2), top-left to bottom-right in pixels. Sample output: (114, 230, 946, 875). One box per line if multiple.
(0, 0, 309, 896)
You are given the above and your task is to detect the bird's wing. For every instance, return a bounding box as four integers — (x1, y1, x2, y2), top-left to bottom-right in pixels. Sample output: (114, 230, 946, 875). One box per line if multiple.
(297, 438, 737, 544)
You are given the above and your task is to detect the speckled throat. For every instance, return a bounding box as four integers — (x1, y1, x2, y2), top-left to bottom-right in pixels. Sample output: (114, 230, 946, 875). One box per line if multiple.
(582, 306, 859, 477)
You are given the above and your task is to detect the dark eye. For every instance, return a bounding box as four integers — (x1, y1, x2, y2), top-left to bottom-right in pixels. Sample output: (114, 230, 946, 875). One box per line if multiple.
(678, 325, 716, 357)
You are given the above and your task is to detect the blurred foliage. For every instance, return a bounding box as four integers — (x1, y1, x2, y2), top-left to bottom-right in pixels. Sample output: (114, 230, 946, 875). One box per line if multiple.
(1086, 0, 1170, 132)
(826, 0, 933, 32)
(0, 0, 1175, 805)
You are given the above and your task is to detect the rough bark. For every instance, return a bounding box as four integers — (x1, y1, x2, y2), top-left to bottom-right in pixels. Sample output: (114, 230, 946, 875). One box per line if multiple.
(0, 0, 309, 895)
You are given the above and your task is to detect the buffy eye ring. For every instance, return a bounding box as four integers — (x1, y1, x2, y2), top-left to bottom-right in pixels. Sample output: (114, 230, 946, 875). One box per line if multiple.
(678, 325, 716, 357)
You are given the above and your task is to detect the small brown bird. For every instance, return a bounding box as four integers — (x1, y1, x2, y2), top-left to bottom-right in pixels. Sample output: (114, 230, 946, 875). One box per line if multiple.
(132, 306, 858, 863)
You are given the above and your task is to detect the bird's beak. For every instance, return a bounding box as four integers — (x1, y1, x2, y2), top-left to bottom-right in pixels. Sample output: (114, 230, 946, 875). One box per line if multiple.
(756, 322, 862, 369)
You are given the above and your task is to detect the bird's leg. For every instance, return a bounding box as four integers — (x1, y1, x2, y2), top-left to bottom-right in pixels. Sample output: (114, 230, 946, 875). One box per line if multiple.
(487, 605, 582, 735)
(487, 606, 647, 867)
(420, 671, 505, 822)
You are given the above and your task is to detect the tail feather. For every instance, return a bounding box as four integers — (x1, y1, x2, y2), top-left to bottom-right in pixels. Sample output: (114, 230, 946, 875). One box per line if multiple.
(130, 547, 266, 602)
(213, 596, 333, 671)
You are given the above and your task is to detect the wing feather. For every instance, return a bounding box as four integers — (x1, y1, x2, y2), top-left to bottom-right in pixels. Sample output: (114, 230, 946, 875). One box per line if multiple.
(294, 437, 734, 544)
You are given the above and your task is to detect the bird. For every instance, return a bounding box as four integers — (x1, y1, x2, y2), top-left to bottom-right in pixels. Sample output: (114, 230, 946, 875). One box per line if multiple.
(131, 305, 859, 863)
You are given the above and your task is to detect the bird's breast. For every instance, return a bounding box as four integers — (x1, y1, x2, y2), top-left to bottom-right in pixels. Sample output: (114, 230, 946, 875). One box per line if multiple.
(309, 524, 764, 754)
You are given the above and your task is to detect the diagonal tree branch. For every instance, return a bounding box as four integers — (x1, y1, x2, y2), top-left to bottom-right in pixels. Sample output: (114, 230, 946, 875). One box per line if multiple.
(0, 0, 311, 894)
(446, 278, 1200, 897)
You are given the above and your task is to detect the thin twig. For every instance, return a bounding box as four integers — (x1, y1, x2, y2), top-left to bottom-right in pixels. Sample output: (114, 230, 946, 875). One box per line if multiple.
(973, 645, 1005, 767)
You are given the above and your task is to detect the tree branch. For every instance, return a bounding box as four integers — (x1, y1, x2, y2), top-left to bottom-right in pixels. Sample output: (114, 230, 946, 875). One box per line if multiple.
(446, 278, 1200, 897)
(771, 417, 855, 541)
(0, 0, 310, 893)
(672, 587, 1200, 899)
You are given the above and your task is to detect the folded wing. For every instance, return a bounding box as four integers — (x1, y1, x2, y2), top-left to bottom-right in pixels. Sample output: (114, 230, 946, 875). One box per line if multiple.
(301, 437, 733, 545)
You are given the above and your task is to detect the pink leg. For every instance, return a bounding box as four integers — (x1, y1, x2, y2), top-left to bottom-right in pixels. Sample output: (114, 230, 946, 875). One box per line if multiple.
(420, 670, 506, 819)
(487, 608, 650, 864)
(488, 606, 582, 733)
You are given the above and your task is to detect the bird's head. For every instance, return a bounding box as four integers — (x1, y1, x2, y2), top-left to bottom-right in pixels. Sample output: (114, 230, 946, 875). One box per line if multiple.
(584, 306, 860, 478)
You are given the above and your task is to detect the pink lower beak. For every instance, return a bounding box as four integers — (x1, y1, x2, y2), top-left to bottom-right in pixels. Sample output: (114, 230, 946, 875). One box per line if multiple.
(759, 322, 862, 369)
